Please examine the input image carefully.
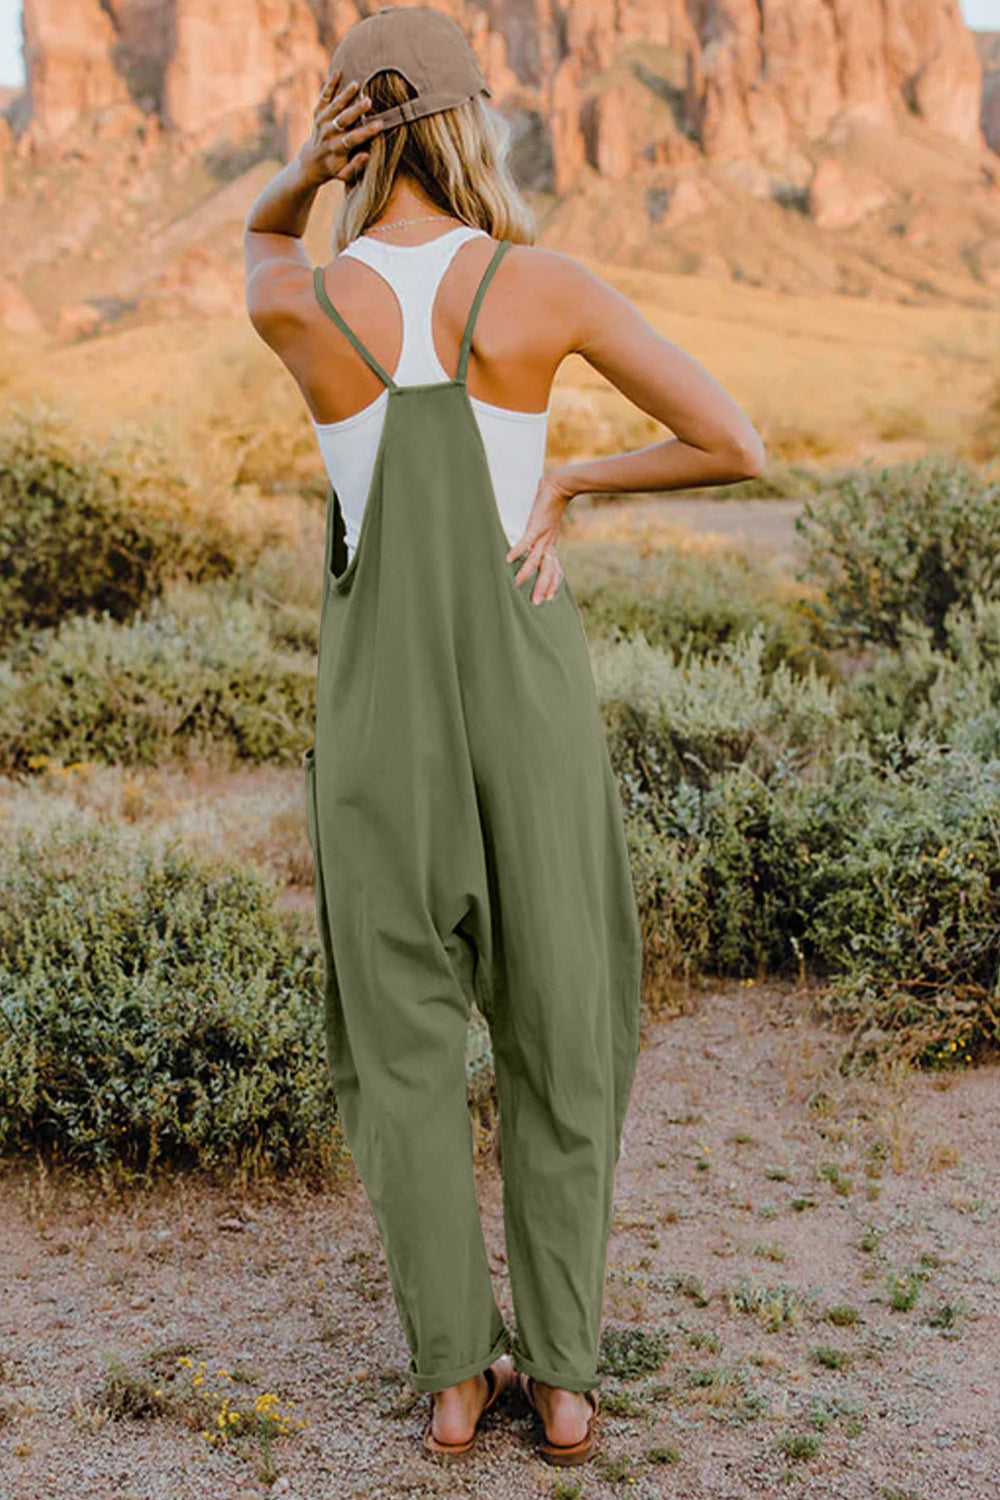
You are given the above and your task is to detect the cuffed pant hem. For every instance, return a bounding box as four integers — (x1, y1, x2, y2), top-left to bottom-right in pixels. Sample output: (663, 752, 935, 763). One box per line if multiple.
(512, 1344, 601, 1395)
(407, 1322, 511, 1394)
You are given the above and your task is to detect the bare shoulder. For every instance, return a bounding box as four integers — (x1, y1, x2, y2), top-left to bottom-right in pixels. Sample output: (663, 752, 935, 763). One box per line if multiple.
(501, 242, 605, 302)
(500, 242, 632, 357)
(245, 255, 316, 343)
(246, 249, 379, 353)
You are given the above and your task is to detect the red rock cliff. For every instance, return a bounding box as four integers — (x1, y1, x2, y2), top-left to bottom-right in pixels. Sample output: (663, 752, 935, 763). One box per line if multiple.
(11, 0, 988, 191)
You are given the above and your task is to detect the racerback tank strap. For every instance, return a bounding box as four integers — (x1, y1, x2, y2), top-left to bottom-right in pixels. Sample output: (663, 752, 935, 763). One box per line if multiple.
(456, 240, 512, 385)
(312, 265, 399, 390)
(312, 237, 512, 391)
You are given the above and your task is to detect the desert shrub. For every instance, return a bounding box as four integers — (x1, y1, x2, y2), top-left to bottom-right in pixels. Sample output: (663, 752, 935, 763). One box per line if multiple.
(0, 814, 501, 1180)
(233, 541, 323, 655)
(0, 584, 315, 772)
(598, 1324, 671, 1379)
(600, 619, 1000, 1066)
(843, 595, 1000, 759)
(593, 625, 850, 812)
(564, 537, 826, 672)
(626, 815, 714, 995)
(0, 403, 246, 641)
(795, 453, 1000, 652)
(626, 761, 825, 982)
(0, 818, 335, 1183)
(625, 742, 1000, 1067)
(800, 743, 1000, 1071)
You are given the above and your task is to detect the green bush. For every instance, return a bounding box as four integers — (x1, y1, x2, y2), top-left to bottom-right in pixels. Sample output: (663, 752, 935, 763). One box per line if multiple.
(0, 818, 336, 1183)
(565, 537, 825, 673)
(580, 621, 1000, 1064)
(795, 453, 1000, 652)
(598, 1324, 671, 1379)
(626, 744, 1000, 1067)
(626, 761, 823, 984)
(800, 746, 1000, 1071)
(0, 816, 500, 1181)
(593, 624, 849, 809)
(843, 595, 1000, 759)
(0, 584, 315, 772)
(0, 404, 242, 641)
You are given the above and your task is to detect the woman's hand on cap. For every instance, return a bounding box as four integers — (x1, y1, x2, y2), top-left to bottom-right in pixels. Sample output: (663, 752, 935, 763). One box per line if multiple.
(300, 66, 383, 187)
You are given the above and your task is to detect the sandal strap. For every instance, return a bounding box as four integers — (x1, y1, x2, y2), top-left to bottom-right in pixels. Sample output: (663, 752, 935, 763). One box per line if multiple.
(430, 1361, 503, 1424)
(523, 1374, 598, 1436)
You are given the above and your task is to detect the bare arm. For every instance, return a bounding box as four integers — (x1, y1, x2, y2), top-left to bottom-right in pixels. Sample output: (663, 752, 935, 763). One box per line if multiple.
(243, 67, 381, 332)
(505, 252, 766, 602)
(549, 254, 766, 494)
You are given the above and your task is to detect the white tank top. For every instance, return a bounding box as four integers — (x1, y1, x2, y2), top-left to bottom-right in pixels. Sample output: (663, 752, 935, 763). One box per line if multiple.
(312, 226, 549, 563)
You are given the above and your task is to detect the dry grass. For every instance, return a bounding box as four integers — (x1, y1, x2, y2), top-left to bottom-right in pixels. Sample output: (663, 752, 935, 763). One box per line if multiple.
(0, 762, 316, 908)
(6, 251, 1000, 498)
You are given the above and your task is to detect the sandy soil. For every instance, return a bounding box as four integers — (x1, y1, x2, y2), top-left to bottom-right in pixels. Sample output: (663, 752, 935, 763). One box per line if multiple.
(1, 982, 998, 1500)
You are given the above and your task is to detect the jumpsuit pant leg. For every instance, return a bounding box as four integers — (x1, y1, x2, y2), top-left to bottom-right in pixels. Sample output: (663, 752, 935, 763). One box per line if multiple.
(309, 677, 641, 1396)
(470, 724, 643, 1394)
(306, 753, 510, 1393)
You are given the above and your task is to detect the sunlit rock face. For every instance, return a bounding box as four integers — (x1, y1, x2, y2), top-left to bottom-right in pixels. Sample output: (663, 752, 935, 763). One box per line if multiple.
(11, 0, 985, 185)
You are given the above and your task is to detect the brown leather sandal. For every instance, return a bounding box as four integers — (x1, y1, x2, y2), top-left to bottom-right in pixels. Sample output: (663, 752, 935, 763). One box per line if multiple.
(519, 1371, 600, 1466)
(421, 1355, 515, 1463)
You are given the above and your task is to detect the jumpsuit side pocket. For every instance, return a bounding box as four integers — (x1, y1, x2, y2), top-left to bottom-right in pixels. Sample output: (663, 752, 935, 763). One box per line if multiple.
(329, 402, 393, 596)
(303, 747, 336, 981)
(304, 747, 355, 1115)
(304, 745, 317, 849)
(324, 483, 349, 593)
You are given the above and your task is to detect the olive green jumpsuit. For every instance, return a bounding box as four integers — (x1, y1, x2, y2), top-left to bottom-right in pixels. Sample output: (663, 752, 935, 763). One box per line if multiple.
(303, 238, 643, 1395)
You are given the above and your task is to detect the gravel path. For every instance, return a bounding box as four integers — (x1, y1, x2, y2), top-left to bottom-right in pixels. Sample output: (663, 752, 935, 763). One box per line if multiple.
(2, 981, 997, 1499)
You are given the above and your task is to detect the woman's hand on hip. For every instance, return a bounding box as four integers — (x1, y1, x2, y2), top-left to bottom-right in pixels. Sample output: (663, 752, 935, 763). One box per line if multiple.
(298, 68, 383, 188)
(506, 468, 577, 605)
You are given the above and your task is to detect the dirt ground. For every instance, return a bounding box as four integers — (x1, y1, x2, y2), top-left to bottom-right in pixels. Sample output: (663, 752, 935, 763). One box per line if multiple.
(1, 981, 998, 1500)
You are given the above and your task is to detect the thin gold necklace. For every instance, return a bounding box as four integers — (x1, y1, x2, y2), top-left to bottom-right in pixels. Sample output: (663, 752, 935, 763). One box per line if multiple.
(365, 213, 460, 236)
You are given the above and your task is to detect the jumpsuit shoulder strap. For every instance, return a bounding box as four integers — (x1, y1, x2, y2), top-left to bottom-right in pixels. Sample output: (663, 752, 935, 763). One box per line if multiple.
(312, 264, 398, 391)
(455, 239, 512, 386)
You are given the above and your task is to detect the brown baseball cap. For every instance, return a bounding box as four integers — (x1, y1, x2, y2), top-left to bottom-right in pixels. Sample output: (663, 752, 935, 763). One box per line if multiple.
(328, 5, 492, 134)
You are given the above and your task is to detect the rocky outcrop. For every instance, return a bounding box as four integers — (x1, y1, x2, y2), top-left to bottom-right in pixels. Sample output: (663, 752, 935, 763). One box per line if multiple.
(686, 0, 983, 162)
(977, 31, 1000, 155)
(807, 157, 890, 229)
(163, 0, 327, 143)
(6, 0, 992, 201)
(0, 116, 10, 201)
(0, 277, 41, 335)
(883, 0, 983, 145)
(21, 0, 132, 140)
(139, 243, 248, 318)
(56, 301, 103, 340)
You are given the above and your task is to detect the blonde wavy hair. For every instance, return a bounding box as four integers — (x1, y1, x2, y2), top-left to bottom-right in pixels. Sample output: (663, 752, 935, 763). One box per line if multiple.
(332, 67, 536, 252)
